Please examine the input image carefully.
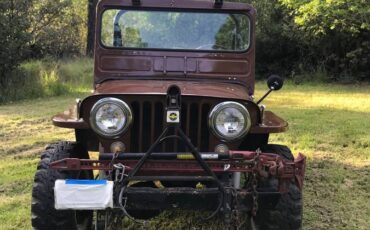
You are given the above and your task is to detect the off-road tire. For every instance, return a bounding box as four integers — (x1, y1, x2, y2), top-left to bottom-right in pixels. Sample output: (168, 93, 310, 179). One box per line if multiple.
(31, 141, 93, 230)
(255, 144, 303, 230)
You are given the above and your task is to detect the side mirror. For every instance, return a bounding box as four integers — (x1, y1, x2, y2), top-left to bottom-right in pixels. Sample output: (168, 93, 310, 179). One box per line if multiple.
(257, 75, 284, 104)
(267, 75, 284, 91)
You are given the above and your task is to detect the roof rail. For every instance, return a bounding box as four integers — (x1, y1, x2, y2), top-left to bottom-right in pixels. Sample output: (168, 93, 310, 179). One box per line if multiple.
(132, 0, 140, 6)
(214, 0, 223, 8)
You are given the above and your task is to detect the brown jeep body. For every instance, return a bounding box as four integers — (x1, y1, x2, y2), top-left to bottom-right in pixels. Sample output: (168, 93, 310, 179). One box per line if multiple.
(37, 0, 306, 228)
(54, 0, 288, 153)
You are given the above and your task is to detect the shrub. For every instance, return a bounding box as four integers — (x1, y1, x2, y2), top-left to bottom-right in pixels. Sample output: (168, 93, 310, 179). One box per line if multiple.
(0, 58, 93, 104)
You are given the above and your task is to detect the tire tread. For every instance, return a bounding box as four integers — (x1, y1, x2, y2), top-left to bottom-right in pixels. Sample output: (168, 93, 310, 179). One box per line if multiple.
(31, 142, 89, 230)
(256, 144, 303, 230)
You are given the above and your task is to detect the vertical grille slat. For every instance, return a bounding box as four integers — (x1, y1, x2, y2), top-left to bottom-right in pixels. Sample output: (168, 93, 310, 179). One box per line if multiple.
(197, 103, 203, 150)
(142, 102, 151, 152)
(150, 102, 155, 144)
(130, 102, 140, 152)
(185, 103, 191, 138)
(138, 102, 144, 152)
(153, 102, 164, 152)
(128, 98, 211, 153)
(189, 103, 199, 147)
(200, 104, 210, 151)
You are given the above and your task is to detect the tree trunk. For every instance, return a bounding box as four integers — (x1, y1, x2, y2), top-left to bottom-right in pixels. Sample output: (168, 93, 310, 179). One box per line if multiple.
(86, 0, 98, 56)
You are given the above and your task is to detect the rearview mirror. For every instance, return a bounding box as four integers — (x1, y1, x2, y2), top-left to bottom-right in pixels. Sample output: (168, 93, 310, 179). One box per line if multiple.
(267, 75, 284, 91)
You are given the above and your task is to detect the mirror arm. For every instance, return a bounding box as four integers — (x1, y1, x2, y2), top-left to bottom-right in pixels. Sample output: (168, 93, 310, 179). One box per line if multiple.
(256, 88, 273, 104)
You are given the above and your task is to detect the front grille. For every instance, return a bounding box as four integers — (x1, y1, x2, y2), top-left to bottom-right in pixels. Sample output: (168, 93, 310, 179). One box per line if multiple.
(129, 99, 212, 153)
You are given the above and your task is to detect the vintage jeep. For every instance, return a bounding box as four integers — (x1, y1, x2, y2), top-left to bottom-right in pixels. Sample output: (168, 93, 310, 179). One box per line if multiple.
(31, 0, 306, 229)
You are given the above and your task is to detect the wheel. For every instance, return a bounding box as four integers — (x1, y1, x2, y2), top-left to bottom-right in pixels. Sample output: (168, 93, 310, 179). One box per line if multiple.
(31, 141, 93, 230)
(254, 144, 303, 230)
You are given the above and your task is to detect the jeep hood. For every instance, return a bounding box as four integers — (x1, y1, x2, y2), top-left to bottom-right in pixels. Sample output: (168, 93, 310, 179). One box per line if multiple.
(94, 80, 251, 101)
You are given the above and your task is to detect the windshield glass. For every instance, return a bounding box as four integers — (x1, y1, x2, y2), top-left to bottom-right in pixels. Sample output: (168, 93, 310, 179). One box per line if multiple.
(101, 9, 250, 52)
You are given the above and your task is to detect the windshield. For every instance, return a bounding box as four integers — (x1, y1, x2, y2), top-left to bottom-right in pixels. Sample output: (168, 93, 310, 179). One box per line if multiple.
(101, 9, 250, 52)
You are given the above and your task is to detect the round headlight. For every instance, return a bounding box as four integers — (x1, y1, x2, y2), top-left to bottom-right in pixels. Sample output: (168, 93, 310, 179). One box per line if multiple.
(90, 98, 132, 138)
(209, 101, 251, 141)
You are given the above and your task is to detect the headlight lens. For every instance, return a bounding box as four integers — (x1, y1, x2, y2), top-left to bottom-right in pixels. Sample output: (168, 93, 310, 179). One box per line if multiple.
(209, 101, 251, 141)
(90, 98, 132, 137)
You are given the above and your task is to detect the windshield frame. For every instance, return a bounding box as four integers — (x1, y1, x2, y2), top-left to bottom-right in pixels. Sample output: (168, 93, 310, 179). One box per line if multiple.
(98, 7, 252, 53)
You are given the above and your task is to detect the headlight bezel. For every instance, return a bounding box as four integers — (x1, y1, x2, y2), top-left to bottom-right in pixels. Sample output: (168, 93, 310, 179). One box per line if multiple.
(89, 97, 132, 138)
(208, 101, 251, 142)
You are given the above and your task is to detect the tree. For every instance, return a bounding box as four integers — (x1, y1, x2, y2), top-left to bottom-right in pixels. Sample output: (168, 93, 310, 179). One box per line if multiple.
(28, 0, 86, 57)
(0, 0, 31, 87)
(86, 0, 98, 56)
(279, 0, 370, 79)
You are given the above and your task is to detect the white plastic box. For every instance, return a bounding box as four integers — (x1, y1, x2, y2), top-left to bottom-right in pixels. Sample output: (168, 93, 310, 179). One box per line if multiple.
(54, 179, 114, 210)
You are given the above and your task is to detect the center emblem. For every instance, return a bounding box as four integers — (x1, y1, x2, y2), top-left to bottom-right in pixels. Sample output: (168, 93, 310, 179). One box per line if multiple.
(167, 110, 180, 123)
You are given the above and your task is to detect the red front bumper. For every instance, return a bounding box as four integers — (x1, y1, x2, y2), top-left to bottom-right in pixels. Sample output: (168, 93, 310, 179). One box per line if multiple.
(50, 150, 306, 192)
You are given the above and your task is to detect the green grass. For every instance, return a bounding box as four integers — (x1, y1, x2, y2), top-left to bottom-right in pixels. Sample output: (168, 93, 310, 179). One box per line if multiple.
(262, 83, 370, 229)
(0, 81, 369, 229)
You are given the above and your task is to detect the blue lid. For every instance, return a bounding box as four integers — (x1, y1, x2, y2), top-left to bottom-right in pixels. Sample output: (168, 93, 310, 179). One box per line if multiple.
(65, 179, 107, 185)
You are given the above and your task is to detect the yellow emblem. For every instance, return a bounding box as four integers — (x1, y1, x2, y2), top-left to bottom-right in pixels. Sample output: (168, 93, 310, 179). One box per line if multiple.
(169, 113, 178, 121)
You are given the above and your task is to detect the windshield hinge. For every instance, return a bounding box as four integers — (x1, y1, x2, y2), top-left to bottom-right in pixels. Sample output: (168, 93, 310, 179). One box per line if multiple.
(132, 0, 140, 6)
(214, 0, 223, 8)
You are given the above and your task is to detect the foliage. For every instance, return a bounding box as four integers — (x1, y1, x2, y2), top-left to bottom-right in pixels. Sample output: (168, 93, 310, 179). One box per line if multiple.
(279, 0, 370, 80)
(28, 0, 87, 57)
(0, 0, 87, 100)
(235, 0, 370, 81)
(246, 0, 301, 77)
(280, 0, 369, 35)
(0, 0, 31, 88)
(0, 58, 92, 104)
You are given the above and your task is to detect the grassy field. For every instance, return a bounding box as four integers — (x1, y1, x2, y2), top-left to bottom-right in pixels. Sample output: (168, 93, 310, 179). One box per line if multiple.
(0, 82, 369, 229)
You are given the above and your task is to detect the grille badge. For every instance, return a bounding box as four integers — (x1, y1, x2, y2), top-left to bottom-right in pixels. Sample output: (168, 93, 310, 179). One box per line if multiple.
(166, 110, 180, 123)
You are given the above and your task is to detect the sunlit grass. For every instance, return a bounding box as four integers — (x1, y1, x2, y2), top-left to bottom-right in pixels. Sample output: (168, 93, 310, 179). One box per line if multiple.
(0, 95, 88, 157)
(0, 81, 369, 229)
(255, 82, 370, 162)
(0, 194, 31, 230)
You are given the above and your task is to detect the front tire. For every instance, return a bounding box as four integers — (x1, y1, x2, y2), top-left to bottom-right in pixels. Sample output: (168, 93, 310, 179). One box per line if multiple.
(31, 142, 93, 230)
(255, 144, 303, 230)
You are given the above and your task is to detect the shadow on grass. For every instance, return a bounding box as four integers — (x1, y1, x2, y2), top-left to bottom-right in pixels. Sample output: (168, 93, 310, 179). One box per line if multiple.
(303, 158, 370, 230)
